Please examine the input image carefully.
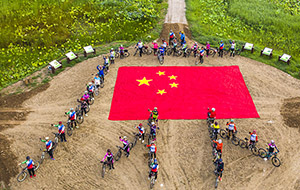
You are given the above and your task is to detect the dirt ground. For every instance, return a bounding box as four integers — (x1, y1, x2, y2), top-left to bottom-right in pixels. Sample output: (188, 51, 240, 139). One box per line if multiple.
(1, 0, 300, 189)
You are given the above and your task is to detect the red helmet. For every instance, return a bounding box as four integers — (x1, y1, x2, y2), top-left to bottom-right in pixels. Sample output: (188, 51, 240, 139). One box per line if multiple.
(80, 97, 84, 101)
(59, 121, 62, 125)
(139, 123, 143, 127)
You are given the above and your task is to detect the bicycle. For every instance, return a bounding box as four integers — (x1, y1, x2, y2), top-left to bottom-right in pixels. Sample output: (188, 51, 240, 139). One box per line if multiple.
(149, 171, 156, 189)
(132, 130, 146, 147)
(258, 148, 281, 167)
(157, 53, 164, 65)
(214, 169, 222, 189)
(115, 145, 132, 161)
(17, 161, 40, 182)
(66, 119, 78, 136)
(53, 132, 60, 144)
(75, 105, 84, 124)
(100, 160, 113, 178)
(194, 53, 204, 65)
(167, 47, 182, 57)
(109, 56, 115, 64)
(239, 138, 259, 156)
(219, 129, 240, 146)
(39, 146, 56, 164)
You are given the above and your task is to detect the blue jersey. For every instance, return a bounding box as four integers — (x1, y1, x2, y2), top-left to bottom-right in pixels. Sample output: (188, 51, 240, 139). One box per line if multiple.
(159, 47, 165, 55)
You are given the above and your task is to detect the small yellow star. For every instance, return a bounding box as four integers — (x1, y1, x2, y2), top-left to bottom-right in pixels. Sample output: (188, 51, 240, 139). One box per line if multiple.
(136, 77, 153, 86)
(168, 75, 177, 80)
(156, 71, 165, 76)
(169, 83, 179, 88)
(157, 89, 167, 95)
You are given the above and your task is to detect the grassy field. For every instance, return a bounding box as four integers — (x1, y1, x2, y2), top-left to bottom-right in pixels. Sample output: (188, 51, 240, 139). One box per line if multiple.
(0, 0, 167, 89)
(186, 0, 300, 78)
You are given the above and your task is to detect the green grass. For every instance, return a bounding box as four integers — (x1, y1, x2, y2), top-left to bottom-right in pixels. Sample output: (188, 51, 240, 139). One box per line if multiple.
(0, 0, 167, 88)
(186, 0, 300, 78)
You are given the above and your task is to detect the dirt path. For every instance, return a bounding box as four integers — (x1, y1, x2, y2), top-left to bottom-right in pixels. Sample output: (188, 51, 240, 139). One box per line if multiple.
(164, 0, 188, 24)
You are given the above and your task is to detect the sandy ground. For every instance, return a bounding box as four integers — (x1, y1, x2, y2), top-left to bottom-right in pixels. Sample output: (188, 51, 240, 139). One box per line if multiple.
(1, 46, 300, 190)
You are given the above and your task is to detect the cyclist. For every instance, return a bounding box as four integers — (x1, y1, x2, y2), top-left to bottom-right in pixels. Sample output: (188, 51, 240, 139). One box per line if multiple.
(146, 141, 157, 159)
(192, 42, 198, 56)
(150, 122, 159, 140)
(40, 137, 55, 160)
(267, 140, 279, 158)
(136, 123, 145, 143)
(199, 46, 205, 63)
(65, 108, 78, 129)
(226, 119, 237, 139)
(162, 39, 168, 51)
(52, 121, 67, 142)
(97, 65, 104, 82)
(171, 39, 178, 55)
(103, 56, 110, 73)
(216, 158, 224, 181)
(158, 45, 165, 60)
(19, 156, 36, 178)
(230, 40, 235, 57)
(207, 108, 216, 123)
(148, 107, 159, 125)
(182, 42, 188, 57)
(94, 74, 101, 90)
(119, 136, 130, 157)
(119, 44, 124, 56)
(77, 98, 88, 117)
(152, 40, 158, 56)
(219, 40, 224, 57)
(212, 121, 220, 140)
(110, 48, 115, 64)
(205, 41, 210, 57)
(179, 31, 185, 46)
(87, 82, 95, 100)
(249, 130, 258, 146)
(212, 139, 223, 158)
(135, 40, 143, 57)
(169, 29, 175, 46)
(149, 158, 159, 181)
(101, 149, 114, 170)
(82, 91, 90, 106)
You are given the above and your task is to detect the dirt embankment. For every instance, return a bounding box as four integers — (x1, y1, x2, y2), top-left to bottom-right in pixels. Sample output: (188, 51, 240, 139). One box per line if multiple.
(281, 97, 300, 130)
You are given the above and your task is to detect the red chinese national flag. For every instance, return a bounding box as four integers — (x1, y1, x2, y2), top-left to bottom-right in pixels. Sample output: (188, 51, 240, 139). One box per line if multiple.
(109, 66, 259, 120)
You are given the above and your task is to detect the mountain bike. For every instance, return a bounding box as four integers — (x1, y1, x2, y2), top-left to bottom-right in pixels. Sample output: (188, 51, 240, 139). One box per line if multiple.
(75, 105, 84, 124)
(167, 47, 182, 57)
(39, 146, 56, 164)
(66, 119, 78, 136)
(17, 161, 40, 182)
(150, 171, 156, 189)
(157, 53, 164, 65)
(115, 145, 132, 161)
(53, 132, 60, 144)
(101, 160, 113, 178)
(94, 84, 100, 96)
(195, 53, 204, 65)
(220, 129, 240, 146)
(214, 169, 222, 189)
(239, 138, 259, 156)
(109, 56, 115, 64)
(211, 47, 219, 57)
(258, 148, 281, 167)
(132, 130, 146, 147)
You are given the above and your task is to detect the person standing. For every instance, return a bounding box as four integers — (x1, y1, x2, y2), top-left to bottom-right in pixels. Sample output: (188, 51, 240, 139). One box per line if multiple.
(52, 121, 67, 142)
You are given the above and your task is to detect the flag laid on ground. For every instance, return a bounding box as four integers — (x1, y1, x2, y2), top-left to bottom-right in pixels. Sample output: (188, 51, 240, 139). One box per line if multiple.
(109, 66, 259, 120)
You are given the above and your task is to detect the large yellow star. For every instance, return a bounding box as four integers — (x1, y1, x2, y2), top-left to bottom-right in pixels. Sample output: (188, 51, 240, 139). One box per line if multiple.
(157, 89, 167, 95)
(169, 82, 179, 88)
(168, 75, 177, 80)
(156, 71, 165, 76)
(136, 77, 153, 86)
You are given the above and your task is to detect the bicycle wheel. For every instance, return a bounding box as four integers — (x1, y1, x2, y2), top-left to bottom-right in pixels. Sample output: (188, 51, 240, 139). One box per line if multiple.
(33, 160, 40, 170)
(17, 170, 27, 182)
(167, 49, 173, 56)
(251, 146, 259, 156)
(147, 49, 152, 55)
(95, 89, 99, 96)
(239, 140, 247, 148)
(176, 49, 183, 57)
(40, 153, 45, 164)
(89, 98, 94, 105)
(209, 49, 214, 55)
(132, 136, 137, 147)
(224, 50, 229, 56)
(124, 52, 130, 57)
(77, 115, 84, 124)
(129, 142, 134, 150)
(272, 157, 281, 167)
(115, 150, 122, 161)
(148, 134, 151, 145)
(115, 52, 119, 58)
(195, 57, 200, 65)
(200, 57, 204, 64)
(186, 49, 191, 57)
(231, 136, 239, 146)
(150, 177, 155, 189)
(258, 148, 267, 158)
(67, 125, 73, 136)
(101, 163, 106, 178)
(54, 136, 59, 144)
(215, 175, 219, 188)
(86, 106, 90, 113)
(220, 129, 227, 139)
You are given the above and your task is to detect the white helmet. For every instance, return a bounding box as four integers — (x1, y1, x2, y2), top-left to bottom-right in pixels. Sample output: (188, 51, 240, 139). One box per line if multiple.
(120, 45, 123, 47)
(85, 91, 88, 94)
(218, 139, 222, 144)
(195, 42, 198, 45)
(111, 48, 113, 50)
(230, 119, 234, 122)
(212, 108, 216, 112)
(70, 108, 74, 111)
(151, 122, 155, 125)
(154, 107, 157, 110)
(154, 40, 157, 43)
(123, 136, 127, 139)
(89, 82, 92, 85)
(271, 140, 275, 144)
(45, 137, 49, 140)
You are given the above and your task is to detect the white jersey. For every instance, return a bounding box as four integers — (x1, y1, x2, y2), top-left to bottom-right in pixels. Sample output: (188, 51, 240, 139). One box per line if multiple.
(250, 134, 257, 141)
(231, 43, 236, 49)
(228, 123, 235, 130)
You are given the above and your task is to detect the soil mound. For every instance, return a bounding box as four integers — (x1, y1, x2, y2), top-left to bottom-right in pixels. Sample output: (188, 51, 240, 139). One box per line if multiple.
(281, 97, 300, 129)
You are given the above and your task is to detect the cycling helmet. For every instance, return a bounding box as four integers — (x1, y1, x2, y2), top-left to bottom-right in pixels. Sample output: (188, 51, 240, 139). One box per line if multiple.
(212, 108, 216, 112)
(154, 107, 157, 110)
(219, 158, 223, 162)
(214, 121, 218, 125)
(120, 45, 123, 47)
(271, 140, 275, 144)
(107, 149, 111, 152)
(80, 97, 84, 101)
(253, 130, 256, 133)
(230, 119, 234, 122)
(151, 122, 155, 125)
(232, 40, 235, 43)
(111, 48, 113, 50)
(139, 123, 143, 127)
(59, 121, 62, 125)
(88, 82, 92, 85)
(123, 136, 127, 139)
(26, 156, 30, 160)
(45, 137, 49, 140)
(195, 42, 197, 44)
(85, 91, 88, 94)
(70, 108, 74, 111)
(151, 141, 155, 144)
(221, 40, 223, 43)
(170, 29, 172, 32)
(218, 139, 222, 144)
(207, 41, 209, 44)
(154, 158, 157, 163)
(154, 40, 157, 43)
